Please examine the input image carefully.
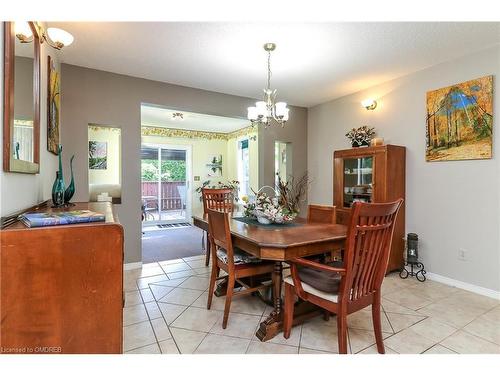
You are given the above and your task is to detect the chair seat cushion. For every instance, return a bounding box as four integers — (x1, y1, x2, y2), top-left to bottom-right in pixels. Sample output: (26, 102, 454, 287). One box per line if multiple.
(216, 247, 261, 265)
(284, 275, 339, 303)
(297, 261, 343, 294)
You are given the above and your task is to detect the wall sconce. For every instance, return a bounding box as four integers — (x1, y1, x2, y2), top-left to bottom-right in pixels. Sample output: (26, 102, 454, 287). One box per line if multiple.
(14, 21, 74, 50)
(361, 98, 377, 110)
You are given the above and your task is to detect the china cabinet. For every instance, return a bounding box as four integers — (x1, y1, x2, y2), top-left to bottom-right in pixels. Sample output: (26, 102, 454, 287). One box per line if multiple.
(333, 145, 406, 272)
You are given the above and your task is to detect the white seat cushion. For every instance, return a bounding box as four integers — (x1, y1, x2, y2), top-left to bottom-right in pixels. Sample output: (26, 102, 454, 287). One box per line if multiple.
(284, 275, 339, 303)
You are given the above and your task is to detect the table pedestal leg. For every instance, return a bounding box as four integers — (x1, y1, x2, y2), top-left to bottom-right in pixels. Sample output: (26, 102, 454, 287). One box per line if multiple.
(255, 261, 324, 342)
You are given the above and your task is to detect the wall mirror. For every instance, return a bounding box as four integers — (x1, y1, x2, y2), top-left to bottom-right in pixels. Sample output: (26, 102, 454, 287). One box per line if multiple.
(3, 21, 41, 173)
(275, 141, 292, 186)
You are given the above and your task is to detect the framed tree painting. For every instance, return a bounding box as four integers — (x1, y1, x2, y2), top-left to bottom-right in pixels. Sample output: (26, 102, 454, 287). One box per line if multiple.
(426, 75, 493, 161)
(47, 55, 60, 155)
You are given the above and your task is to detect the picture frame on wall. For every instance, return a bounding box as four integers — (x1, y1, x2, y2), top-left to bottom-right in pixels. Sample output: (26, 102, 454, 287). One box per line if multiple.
(426, 75, 493, 162)
(47, 55, 61, 155)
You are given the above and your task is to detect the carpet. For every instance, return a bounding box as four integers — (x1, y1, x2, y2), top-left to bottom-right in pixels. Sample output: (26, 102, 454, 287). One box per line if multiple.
(142, 226, 205, 263)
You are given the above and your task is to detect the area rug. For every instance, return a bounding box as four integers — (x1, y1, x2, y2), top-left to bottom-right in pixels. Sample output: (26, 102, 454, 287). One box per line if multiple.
(142, 226, 205, 263)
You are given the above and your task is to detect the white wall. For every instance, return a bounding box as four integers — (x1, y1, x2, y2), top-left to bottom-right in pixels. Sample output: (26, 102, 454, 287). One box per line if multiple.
(0, 23, 59, 216)
(308, 46, 500, 292)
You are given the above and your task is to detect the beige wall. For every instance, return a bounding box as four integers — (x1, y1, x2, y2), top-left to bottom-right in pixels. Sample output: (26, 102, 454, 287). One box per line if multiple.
(0, 24, 60, 216)
(88, 126, 122, 186)
(308, 46, 500, 293)
(60, 64, 308, 263)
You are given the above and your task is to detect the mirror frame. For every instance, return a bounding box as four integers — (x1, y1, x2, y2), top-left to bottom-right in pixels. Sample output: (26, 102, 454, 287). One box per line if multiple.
(3, 21, 41, 174)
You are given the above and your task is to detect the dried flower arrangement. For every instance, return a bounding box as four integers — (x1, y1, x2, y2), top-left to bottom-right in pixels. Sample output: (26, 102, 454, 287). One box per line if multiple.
(345, 126, 376, 147)
(243, 173, 308, 224)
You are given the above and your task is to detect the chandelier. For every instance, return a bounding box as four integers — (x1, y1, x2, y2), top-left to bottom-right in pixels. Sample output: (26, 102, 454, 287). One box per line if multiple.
(247, 43, 289, 128)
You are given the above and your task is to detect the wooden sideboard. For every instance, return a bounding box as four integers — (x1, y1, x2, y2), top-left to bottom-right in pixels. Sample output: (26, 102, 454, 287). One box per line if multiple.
(333, 145, 406, 272)
(0, 202, 124, 354)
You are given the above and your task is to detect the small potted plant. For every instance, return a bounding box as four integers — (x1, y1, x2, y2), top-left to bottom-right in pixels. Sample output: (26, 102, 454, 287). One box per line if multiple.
(345, 126, 376, 147)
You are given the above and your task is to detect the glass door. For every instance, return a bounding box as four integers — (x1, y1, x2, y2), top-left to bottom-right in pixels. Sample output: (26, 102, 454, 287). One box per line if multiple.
(343, 156, 373, 208)
(141, 144, 191, 225)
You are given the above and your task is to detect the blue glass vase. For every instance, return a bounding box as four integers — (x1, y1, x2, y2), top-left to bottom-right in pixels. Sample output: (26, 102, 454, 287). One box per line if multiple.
(52, 145, 65, 207)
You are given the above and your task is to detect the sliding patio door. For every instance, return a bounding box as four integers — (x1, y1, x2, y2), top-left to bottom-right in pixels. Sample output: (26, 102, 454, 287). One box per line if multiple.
(141, 144, 192, 225)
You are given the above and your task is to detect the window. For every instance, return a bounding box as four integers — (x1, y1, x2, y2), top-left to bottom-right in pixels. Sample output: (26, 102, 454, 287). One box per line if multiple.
(237, 138, 250, 197)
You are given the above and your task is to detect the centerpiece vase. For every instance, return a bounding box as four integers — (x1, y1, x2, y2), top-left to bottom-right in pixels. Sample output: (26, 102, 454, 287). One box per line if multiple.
(51, 145, 65, 207)
(64, 155, 76, 204)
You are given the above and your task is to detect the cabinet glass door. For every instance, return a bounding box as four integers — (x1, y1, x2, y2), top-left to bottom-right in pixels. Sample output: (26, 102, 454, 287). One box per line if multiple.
(343, 157, 373, 208)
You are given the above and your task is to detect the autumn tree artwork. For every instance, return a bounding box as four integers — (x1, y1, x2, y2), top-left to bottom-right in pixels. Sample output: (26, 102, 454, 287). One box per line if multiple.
(426, 75, 493, 161)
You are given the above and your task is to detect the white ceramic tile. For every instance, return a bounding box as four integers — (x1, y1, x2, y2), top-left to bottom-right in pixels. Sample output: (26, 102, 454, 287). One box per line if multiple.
(417, 301, 485, 329)
(383, 328, 436, 354)
(482, 305, 500, 323)
(157, 302, 188, 324)
(123, 303, 149, 326)
(246, 341, 298, 354)
(150, 317, 172, 341)
(160, 262, 192, 273)
(298, 348, 334, 354)
(150, 277, 188, 288)
(149, 284, 174, 301)
(171, 306, 222, 332)
(178, 276, 209, 291)
(123, 321, 156, 352)
(140, 288, 155, 303)
(300, 316, 343, 353)
(182, 255, 205, 262)
(357, 344, 398, 354)
(125, 343, 161, 354)
(382, 298, 426, 316)
(186, 259, 208, 269)
(159, 287, 204, 306)
(440, 330, 500, 354)
(409, 317, 457, 342)
(348, 328, 392, 353)
(383, 290, 433, 310)
(136, 274, 169, 289)
(385, 312, 426, 333)
(195, 334, 250, 354)
(125, 290, 143, 307)
(210, 312, 262, 339)
(423, 345, 457, 354)
(144, 301, 163, 320)
(167, 269, 197, 279)
(159, 258, 185, 266)
(169, 327, 207, 354)
(463, 316, 500, 345)
(347, 309, 393, 333)
(158, 339, 180, 354)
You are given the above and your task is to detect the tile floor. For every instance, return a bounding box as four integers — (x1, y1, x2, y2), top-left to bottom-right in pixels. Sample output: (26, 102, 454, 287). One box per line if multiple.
(123, 255, 500, 354)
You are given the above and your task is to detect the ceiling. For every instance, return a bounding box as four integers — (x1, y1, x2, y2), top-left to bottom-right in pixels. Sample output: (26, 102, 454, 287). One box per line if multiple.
(141, 105, 250, 133)
(50, 22, 500, 107)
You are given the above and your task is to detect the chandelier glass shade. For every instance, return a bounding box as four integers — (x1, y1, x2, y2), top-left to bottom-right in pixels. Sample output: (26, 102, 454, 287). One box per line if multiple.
(247, 43, 289, 128)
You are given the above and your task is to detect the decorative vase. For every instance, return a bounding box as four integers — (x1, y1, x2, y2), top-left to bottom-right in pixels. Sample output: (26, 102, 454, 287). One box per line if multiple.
(52, 145, 65, 207)
(64, 155, 76, 204)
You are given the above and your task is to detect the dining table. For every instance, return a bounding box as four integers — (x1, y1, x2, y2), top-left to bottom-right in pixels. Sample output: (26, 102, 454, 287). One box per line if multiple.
(192, 212, 348, 342)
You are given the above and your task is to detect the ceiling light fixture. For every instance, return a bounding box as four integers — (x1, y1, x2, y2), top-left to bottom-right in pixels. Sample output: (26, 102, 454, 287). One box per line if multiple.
(14, 22, 74, 50)
(247, 43, 289, 128)
(172, 112, 184, 120)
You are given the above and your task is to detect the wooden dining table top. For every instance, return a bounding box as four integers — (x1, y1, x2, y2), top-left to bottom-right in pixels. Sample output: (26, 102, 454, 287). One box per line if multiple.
(192, 212, 348, 261)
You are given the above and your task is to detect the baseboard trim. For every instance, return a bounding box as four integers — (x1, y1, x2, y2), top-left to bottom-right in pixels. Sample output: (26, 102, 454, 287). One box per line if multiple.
(124, 261, 142, 271)
(426, 272, 500, 300)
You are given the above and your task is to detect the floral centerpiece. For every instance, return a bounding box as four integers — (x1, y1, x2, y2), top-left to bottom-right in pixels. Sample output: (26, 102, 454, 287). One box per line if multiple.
(243, 173, 308, 225)
(345, 126, 376, 147)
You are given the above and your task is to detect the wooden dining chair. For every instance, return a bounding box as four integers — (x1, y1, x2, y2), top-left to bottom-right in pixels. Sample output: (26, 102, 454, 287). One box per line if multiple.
(202, 188, 234, 266)
(307, 204, 338, 262)
(283, 199, 403, 354)
(307, 204, 336, 224)
(206, 209, 274, 329)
